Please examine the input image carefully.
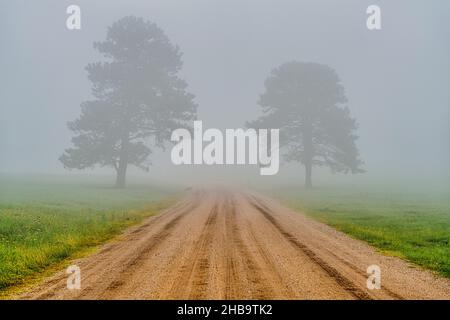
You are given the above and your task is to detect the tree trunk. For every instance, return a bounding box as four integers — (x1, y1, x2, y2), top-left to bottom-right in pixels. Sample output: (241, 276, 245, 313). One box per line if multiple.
(304, 161, 312, 189)
(303, 119, 313, 189)
(115, 162, 127, 188)
(115, 135, 129, 188)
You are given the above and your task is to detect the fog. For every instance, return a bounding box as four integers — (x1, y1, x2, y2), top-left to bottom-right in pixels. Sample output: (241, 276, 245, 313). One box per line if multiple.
(1, 0, 449, 189)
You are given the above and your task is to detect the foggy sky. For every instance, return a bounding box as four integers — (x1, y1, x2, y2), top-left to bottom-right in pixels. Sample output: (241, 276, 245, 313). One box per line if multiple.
(1, 0, 449, 187)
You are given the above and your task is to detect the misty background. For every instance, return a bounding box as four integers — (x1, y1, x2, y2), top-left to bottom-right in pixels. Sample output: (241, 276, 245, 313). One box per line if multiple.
(1, 0, 449, 190)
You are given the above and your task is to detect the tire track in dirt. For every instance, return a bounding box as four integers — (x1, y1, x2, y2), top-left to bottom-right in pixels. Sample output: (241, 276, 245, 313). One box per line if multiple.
(244, 222, 296, 298)
(99, 203, 197, 298)
(22, 194, 199, 300)
(319, 245, 404, 300)
(222, 195, 241, 299)
(223, 194, 276, 299)
(169, 203, 219, 299)
(248, 194, 416, 300)
(19, 188, 450, 300)
(248, 195, 373, 300)
(87, 199, 199, 299)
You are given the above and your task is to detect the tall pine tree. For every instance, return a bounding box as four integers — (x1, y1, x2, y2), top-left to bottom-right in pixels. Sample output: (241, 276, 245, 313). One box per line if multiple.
(60, 16, 197, 187)
(248, 61, 363, 188)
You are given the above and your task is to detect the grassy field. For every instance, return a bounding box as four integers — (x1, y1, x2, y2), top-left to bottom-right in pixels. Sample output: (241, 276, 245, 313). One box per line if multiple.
(0, 175, 176, 293)
(276, 187, 450, 278)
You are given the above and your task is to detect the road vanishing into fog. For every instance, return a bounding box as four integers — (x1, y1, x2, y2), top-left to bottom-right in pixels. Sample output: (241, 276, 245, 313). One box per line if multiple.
(21, 189, 450, 300)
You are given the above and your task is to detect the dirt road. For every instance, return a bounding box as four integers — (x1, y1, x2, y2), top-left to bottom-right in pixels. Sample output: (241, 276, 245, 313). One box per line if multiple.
(21, 189, 450, 299)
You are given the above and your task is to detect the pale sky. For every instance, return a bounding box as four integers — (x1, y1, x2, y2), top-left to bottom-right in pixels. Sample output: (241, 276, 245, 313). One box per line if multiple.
(0, 0, 449, 187)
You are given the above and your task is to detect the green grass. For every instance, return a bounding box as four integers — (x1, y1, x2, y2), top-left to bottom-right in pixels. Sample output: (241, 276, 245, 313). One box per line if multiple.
(0, 175, 176, 292)
(275, 187, 450, 278)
